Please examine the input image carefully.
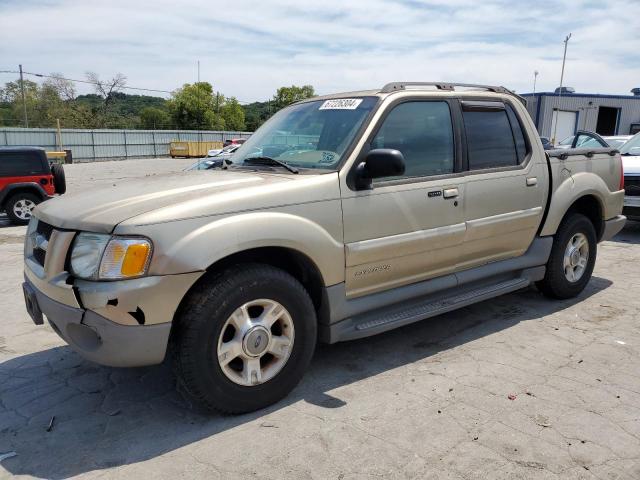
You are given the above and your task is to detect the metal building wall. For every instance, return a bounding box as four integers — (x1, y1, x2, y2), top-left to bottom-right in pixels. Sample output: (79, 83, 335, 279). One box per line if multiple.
(0, 128, 253, 162)
(523, 93, 640, 138)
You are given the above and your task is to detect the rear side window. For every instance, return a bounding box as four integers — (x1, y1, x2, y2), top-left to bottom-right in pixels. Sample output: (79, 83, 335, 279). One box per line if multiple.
(463, 106, 518, 170)
(371, 101, 454, 179)
(0, 152, 46, 176)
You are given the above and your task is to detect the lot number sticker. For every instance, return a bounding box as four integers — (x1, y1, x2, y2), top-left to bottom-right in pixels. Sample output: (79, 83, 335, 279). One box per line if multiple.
(319, 99, 363, 110)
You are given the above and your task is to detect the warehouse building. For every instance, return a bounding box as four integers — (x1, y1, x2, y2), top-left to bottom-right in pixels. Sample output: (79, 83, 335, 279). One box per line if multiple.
(522, 88, 640, 143)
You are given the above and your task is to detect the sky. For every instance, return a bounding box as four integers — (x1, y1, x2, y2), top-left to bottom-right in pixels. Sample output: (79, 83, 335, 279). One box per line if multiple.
(1, 0, 639, 103)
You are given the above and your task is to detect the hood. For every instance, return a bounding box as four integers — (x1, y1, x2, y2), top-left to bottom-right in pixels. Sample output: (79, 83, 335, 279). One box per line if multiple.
(622, 154, 640, 176)
(36, 169, 339, 233)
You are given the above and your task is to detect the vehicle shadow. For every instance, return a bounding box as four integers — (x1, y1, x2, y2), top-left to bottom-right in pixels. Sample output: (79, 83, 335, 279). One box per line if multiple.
(610, 219, 640, 245)
(0, 277, 612, 479)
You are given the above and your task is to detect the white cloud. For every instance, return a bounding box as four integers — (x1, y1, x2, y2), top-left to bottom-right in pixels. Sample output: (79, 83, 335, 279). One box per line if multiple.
(1, 0, 638, 101)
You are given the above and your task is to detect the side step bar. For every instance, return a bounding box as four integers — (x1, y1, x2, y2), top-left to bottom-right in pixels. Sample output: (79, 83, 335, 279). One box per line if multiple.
(329, 276, 530, 342)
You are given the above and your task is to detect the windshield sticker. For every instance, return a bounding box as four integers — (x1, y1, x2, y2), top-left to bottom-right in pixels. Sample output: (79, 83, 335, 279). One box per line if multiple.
(319, 99, 363, 110)
(319, 152, 336, 163)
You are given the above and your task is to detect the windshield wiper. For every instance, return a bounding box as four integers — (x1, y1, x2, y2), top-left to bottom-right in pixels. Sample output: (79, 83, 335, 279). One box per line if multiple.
(243, 156, 299, 174)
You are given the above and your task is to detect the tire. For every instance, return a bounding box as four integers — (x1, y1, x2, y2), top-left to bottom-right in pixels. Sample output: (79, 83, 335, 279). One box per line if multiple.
(536, 213, 597, 299)
(51, 164, 66, 194)
(4, 192, 41, 225)
(172, 263, 317, 414)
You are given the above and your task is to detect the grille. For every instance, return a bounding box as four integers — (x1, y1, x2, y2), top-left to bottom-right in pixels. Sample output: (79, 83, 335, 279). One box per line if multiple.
(32, 220, 55, 267)
(625, 176, 640, 197)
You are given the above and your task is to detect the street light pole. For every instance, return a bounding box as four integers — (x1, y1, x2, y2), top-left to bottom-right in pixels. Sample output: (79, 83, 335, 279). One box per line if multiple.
(533, 70, 539, 95)
(19, 64, 28, 128)
(552, 33, 572, 144)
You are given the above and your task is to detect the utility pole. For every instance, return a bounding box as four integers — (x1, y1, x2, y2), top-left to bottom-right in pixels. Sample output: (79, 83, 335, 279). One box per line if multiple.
(19, 64, 28, 127)
(552, 33, 571, 144)
(197, 60, 200, 83)
(533, 70, 539, 95)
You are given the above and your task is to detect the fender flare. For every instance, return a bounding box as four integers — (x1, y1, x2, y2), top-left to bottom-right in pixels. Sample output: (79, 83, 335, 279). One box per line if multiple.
(0, 182, 49, 206)
(539, 171, 607, 237)
(150, 211, 346, 286)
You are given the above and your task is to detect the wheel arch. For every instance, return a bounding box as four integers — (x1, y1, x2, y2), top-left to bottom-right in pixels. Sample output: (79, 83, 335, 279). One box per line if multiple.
(539, 170, 608, 240)
(0, 183, 48, 208)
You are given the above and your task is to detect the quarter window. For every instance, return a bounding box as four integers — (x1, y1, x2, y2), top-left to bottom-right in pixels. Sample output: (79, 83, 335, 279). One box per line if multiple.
(371, 101, 454, 179)
(0, 153, 45, 176)
(463, 107, 518, 170)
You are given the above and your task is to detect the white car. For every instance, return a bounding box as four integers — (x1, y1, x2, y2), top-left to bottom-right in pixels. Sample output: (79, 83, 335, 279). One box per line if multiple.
(621, 132, 640, 220)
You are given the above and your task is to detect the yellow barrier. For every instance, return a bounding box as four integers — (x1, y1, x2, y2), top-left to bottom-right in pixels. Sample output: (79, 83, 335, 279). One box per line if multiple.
(46, 151, 67, 164)
(170, 141, 223, 158)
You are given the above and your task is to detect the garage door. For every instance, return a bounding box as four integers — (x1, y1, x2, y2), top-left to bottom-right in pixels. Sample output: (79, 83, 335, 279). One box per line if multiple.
(551, 110, 577, 143)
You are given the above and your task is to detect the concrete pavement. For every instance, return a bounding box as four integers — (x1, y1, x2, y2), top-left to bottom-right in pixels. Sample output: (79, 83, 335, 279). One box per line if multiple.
(1, 158, 639, 479)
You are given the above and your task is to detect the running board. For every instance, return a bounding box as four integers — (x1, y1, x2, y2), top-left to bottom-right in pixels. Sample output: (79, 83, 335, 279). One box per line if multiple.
(329, 277, 530, 342)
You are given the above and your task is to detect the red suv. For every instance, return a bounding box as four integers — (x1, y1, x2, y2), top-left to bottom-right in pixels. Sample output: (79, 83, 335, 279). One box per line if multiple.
(0, 147, 66, 225)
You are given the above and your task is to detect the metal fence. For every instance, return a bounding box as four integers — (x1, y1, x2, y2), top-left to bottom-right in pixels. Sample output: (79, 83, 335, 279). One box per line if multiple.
(0, 128, 253, 162)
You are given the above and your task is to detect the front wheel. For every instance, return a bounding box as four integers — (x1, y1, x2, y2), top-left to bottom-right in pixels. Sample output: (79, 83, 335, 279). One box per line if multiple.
(172, 264, 317, 414)
(5, 192, 41, 225)
(536, 213, 597, 299)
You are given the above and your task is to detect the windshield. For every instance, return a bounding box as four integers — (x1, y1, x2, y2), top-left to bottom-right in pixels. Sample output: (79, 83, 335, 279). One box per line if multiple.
(559, 136, 574, 146)
(231, 97, 378, 170)
(620, 133, 640, 155)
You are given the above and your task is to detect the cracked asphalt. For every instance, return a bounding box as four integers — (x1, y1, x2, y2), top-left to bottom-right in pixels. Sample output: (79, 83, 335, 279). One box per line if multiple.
(1, 158, 639, 479)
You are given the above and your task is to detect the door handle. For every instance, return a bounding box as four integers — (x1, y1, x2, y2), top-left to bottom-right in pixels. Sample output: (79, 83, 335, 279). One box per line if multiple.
(443, 187, 459, 199)
(526, 177, 538, 186)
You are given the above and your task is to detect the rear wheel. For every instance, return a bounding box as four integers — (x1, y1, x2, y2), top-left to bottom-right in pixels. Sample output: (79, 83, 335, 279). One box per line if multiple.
(536, 213, 597, 299)
(172, 264, 317, 414)
(5, 192, 41, 225)
(51, 164, 66, 194)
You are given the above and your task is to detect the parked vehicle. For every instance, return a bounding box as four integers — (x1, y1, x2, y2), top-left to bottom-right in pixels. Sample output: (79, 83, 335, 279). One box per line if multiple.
(188, 144, 241, 171)
(0, 147, 66, 225)
(223, 138, 247, 147)
(23, 82, 625, 414)
(603, 135, 633, 149)
(540, 137, 554, 150)
(555, 131, 610, 149)
(620, 132, 640, 219)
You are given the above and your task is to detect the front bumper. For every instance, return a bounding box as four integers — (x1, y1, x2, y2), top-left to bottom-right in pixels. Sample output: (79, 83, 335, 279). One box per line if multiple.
(22, 216, 204, 367)
(24, 275, 172, 367)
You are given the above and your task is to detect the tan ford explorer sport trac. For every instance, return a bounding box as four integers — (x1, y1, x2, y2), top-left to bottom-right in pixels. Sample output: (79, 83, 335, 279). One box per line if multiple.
(22, 82, 626, 413)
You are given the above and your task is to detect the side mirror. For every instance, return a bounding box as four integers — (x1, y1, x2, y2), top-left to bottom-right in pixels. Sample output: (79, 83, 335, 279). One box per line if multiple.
(354, 149, 405, 190)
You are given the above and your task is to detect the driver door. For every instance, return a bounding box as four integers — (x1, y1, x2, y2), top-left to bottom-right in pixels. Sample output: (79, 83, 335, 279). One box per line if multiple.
(341, 100, 466, 298)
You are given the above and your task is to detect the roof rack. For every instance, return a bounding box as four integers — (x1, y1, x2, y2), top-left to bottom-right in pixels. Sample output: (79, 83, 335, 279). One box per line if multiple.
(380, 82, 526, 105)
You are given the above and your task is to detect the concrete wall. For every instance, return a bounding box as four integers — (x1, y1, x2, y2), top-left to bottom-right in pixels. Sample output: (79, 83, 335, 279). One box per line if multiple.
(0, 128, 253, 162)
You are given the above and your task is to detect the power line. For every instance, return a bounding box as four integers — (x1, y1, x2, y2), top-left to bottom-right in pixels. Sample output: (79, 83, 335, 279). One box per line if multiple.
(0, 69, 173, 94)
(0, 69, 254, 104)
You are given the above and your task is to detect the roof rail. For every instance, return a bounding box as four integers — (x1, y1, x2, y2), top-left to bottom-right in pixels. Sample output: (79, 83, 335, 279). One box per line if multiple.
(380, 82, 526, 105)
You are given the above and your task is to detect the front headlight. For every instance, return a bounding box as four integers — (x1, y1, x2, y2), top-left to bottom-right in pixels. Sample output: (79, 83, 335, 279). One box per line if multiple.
(70, 233, 152, 280)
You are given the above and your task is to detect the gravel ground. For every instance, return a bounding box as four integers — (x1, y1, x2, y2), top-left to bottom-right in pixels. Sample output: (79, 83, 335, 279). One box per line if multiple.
(1, 158, 639, 479)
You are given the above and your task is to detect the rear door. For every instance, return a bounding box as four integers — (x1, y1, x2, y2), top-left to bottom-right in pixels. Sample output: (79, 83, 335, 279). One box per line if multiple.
(457, 100, 547, 270)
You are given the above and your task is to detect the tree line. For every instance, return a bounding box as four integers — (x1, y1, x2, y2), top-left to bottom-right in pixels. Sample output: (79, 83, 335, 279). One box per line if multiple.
(0, 72, 315, 132)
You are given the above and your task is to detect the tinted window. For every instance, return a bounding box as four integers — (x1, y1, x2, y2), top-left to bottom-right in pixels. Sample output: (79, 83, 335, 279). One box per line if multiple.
(371, 101, 454, 179)
(463, 108, 517, 169)
(505, 105, 528, 162)
(0, 152, 46, 176)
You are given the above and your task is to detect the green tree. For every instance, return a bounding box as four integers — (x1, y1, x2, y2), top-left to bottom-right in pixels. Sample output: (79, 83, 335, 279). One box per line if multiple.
(273, 85, 315, 111)
(221, 97, 246, 131)
(140, 107, 171, 129)
(168, 82, 224, 130)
